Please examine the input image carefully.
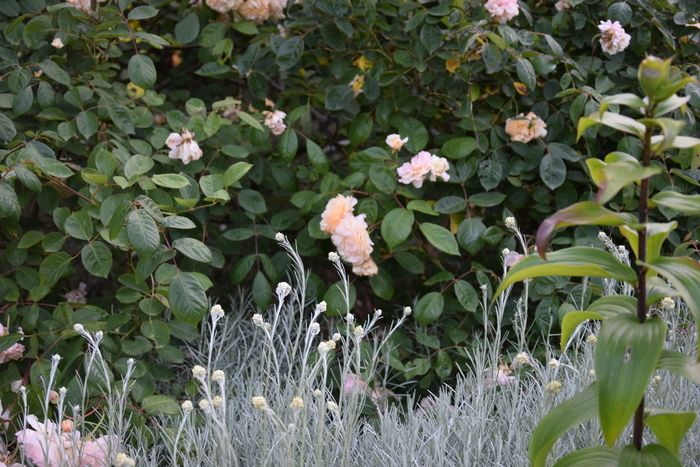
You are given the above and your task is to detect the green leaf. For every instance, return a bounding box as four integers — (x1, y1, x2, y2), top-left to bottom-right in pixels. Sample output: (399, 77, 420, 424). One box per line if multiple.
(619, 222, 676, 264)
(454, 280, 478, 312)
(539, 153, 566, 190)
(657, 350, 700, 384)
(441, 137, 477, 160)
(76, 111, 98, 139)
(224, 162, 253, 186)
(577, 112, 646, 140)
(128, 55, 157, 89)
(617, 444, 681, 467)
(252, 270, 271, 310)
(80, 241, 112, 278)
(107, 102, 135, 134)
(172, 238, 212, 263)
(124, 155, 154, 180)
(151, 173, 190, 189)
(169, 270, 207, 323)
(369, 166, 396, 194)
(39, 251, 73, 285)
(127, 209, 160, 253)
(141, 395, 180, 416)
(161, 216, 196, 230)
(237, 189, 267, 214)
(645, 257, 700, 356)
(419, 23, 442, 53)
(0, 112, 17, 141)
(586, 154, 662, 204)
(278, 129, 298, 161)
(419, 223, 459, 256)
(516, 58, 536, 91)
(494, 247, 637, 298)
(18, 230, 43, 248)
(650, 191, 700, 215)
(414, 292, 444, 325)
(35, 158, 73, 178)
(64, 210, 93, 240)
(595, 315, 667, 445)
(349, 113, 372, 145)
(599, 93, 644, 112)
(553, 447, 620, 467)
(325, 85, 354, 111)
(275, 36, 304, 71)
(237, 111, 263, 131)
(529, 384, 598, 467)
(381, 208, 414, 250)
(560, 295, 636, 350)
(456, 218, 485, 254)
(39, 59, 70, 86)
(0, 182, 20, 220)
(128, 5, 158, 20)
(645, 410, 697, 456)
(536, 201, 636, 253)
(174, 12, 199, 43)
(369, 269, 394, 300)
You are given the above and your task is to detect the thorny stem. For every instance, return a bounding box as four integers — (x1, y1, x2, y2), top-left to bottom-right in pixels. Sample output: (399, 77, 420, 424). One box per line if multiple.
(632, 126, 653, 450)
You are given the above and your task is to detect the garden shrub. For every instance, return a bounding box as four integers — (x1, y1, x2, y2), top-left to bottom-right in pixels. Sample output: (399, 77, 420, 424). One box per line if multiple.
(0, 0, 698, 412)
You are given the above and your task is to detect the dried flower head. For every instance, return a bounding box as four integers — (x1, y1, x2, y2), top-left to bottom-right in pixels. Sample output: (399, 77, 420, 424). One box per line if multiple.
(114, 452, 136, 467)
(210, 304, 225, 320)
(660, 297, 675, 311)
(252, 313, 265, 327)
(181, 400, 194, 413)
(52, 37, 64, 48)
(315, 301, 327, 313)
(166, 129, 203, 165)
(309, 322, 321, 335)
(289, 396, 304, 409)
(548, 358, 560, 369)
(275, 232, 285, 242)
(545, 380, 563, 394)
(505, 112, 547, 143)
(276, 282, 292, 300)
(353, 326, 365, 338)
(263, 109, 287, 135)
(514, 352, 531, 367)
(212, 370, 226, 384)
(505, 217, 518, 230)
(586, 334, 598, 345)
(251, 396, 268, 410)
(403, 306, 412, 317)
(212, 396, 223, 408)
(192, 365, 207, 380)
(328, 251, 340, 263)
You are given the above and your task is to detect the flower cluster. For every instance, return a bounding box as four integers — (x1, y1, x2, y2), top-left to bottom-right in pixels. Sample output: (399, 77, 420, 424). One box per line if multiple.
(504, 112, 547, 143)
(598, 20, 631, 55)
(396, 151, 450, 188)
(0, 324, 24, 364)
(205, 0, 286, 23)
(484, 0, 519, 23)
(263, 110, 287, 135)
(16, 415, 116, 467)
(166, 129, 203, 165)
(320, 195, 377, 276)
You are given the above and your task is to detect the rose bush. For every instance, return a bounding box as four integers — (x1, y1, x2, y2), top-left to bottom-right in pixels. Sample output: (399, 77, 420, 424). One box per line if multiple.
(0, 0, 698, 414)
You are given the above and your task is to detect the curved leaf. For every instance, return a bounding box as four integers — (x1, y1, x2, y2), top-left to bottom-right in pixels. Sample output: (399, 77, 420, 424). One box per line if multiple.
(553, 446, 620, 467)
(595, 315, 667, 446)
(495, 247, 636, 298)
(419, 222, 459, 256)
(169, 270, 207, 324)
(80, 241, 112, 278)
(529, 384, 598, 467)
(577, 111, 646, 140)
(618, 444, 681, 467)
(127, 209, 160, 253)
(650, 191, 700, 215)
(645, 410, 697, 456)
(619, 222, 677, 264)
(536, 202, 635, 254)
(657, 350, 700, 384)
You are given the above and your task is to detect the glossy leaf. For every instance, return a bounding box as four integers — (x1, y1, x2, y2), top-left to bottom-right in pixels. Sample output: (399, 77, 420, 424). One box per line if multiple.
(536, 202, 635, 254)
(560, 296, 636, 350)
(650, 191, 700, 215)
(529, 384, 598, 467)
(585, 156, 662, 204)
(645, 410, 697, 456)
(169, 270, 207, 324)
(577, 111, 646, 139)
(617, 444, 681, 467)
(553, 447, 620, 467)
(80, 241, 112, 278)
(381, 208, 414, 250)
(657, 350, 700, 384)
(127, 209, 160, 253)
(419, 223, 460, 256)
(618, 222, 676, 263)
(172, 238, 213, 263)
(595, 315, 667, 446)
(141, 395, 180, 415)
(495, 247, 637, 298)
(645, 257, 700, 356)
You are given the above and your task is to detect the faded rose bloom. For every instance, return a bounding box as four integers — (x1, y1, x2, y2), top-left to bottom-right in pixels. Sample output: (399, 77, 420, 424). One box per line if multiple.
(64, 282, 87, 304)
(66, 0, 103, 15)
(16, 415, 116, 467)
(598, 20, 631, 55)
(320, 194, 357, 234)
(263, 110, 286, 135)
(349, 75, 364, 97)
(504, 251, 524, 267)
(484, 365, 516, 389)
(484, 0, 519, 23)
(428, 155, 450, 182)
(51, 37, 64, 49)
(166, 129, 203, 165)
(332, 214, 374, 266)
(0, 324, 24, 364)
(385, 134, 408, 152)
(237, 0, 285, 23)
(396, 151, 433, 188)
(205, 0, 240, 13)
(352, 258, 378, 277)
(554, 0, 571, 11)
(505, 112, 547, 143)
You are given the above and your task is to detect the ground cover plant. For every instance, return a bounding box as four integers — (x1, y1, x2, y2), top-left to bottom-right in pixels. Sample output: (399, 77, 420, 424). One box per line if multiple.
(0, 0, 699, 465)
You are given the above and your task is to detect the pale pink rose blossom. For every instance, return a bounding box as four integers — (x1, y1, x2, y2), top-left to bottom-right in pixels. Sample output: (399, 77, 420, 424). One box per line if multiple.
(484, 366, 516, 389)
(484, 0, 519, 23)
(237, 0, 285, 22)
(16, 415, 116, 467)
(342, 374, 369, 396)
(51, 38, 64, 49)
(428, 155, 450, 182)
(205, 0, 240, 13)
(263, 110, 286, 136)
(320, 195, 357, 235)
(396, 151, 433, 188)
(331, 214, 374, 266)
(66, 0, 103, 14)
(505, 112, 547, 143)
(166, 129, 203, 165)
(0, 324, 24, 364)
(385, 134, 408, 152)
(554, 0, 571, 11)
(598, 20, 631, 55)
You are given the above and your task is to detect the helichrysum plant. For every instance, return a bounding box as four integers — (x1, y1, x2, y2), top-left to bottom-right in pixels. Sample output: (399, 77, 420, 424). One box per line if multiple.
(496, 56, 700, 466)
